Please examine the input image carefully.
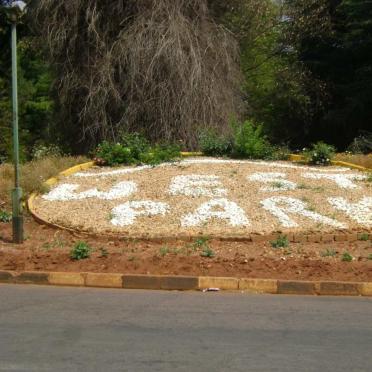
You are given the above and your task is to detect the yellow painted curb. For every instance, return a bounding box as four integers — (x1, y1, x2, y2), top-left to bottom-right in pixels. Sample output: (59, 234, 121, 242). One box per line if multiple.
(85, 273, 123, 288)
(181, 151, 203, 157)
(239, 278, 278, 294)
(331, 160, 370, 172)
(48, 272, 85, 286)
(27, 161, 96, 227)
(289, 154, 305, 162)
(199, 276, 239, 290)
(1, 270, 372, 296)
(289, 154, 371, 172)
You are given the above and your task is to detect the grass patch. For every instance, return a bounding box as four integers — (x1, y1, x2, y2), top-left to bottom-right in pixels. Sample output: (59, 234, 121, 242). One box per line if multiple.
(0, 155, 89, 208)
(321, 248, 337, 257)
(341, 252, 353, 262)
(0, 210, 12, 223)
(99, 247, 109, 257)
(70, 241, 92, 260)
(193, 236, 209, 248)
(200, 246, 215, 258)
(271, 235, 289, 249)
(358, 233, 369, 241)
(334, 153, 372, 169)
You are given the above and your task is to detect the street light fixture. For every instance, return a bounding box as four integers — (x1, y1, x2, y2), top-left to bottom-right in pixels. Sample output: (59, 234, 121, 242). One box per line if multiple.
(1, 0, 27, 243)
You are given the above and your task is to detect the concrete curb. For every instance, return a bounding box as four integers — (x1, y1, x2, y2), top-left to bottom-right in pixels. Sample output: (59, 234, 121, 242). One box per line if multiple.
(289, 154, 371, 172)
(0, 270, 371, 296)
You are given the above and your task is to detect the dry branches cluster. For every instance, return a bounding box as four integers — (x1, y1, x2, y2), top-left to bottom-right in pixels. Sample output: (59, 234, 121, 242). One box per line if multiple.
(34, 0, 243, 149)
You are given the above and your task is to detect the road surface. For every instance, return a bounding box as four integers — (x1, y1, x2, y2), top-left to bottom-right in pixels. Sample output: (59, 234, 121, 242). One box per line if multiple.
(0, 284, 371, 371)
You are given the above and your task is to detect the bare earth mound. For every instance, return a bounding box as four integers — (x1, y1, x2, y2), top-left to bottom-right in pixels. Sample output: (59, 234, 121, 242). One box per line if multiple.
(32, 158, 372, 239)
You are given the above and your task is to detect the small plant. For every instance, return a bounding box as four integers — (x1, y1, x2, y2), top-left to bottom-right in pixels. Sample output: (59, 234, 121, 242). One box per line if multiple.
(32, 144, 63, 160)
(70, 241, 92, 260)
(95, 132, 180, 166)
(271, 146, 291, 161)
(198, 129, 232, 156)
(271, 181, 286, 189)
(99, 247, 109, 257)
(321, 248, 337, 257)
(297, 183, 311, 190)
(341, 252, 353, 262)
(271, 235, 289, 249)
(200, 246, 215, 258)
(193, 236, 209, 248)
(232, 120, 274, 160)
(358, 233, 369, 241)
(159, 246, 170, 257)
(0, 210, 12, 223)
(304, 141, 336, 166)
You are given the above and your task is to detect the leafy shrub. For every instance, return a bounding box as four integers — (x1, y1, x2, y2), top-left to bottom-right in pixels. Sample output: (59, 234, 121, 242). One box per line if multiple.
(341, 252, 353, 262)
(95, 133, 180, 166)
(0, 210, 12, 223)
(139, 143, 181, 166)
(232, 120, 274, 160)
(95, 141, 136, 166)
(271, 235, 289, 249)
(271, 146, 291, 161)
(32, 144, 63, 160)
(304, 141, 336, 166)
(198, 129, 232, 156)
(70, 241, 92, 260)
(358, 233, 369, 241)
(200, 246, 215, 258)
(347, 132, 372, 154)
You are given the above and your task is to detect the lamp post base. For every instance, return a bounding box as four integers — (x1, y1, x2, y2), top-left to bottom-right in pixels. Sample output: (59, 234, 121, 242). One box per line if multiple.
(12, 187, 23, 244)
(12, 215, 24, 244)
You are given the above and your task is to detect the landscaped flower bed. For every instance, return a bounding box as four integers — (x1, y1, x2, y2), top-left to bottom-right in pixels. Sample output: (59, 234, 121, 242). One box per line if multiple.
(31, 158, 371, 238)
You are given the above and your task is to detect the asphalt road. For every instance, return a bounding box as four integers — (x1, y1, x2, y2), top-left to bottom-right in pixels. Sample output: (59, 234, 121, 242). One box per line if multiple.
(0, 285, 371, 372)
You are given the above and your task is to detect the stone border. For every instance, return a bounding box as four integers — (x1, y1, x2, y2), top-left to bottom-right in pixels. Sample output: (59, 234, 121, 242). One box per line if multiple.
(0, 270, 371, 296)
(27, 154, 371, 242)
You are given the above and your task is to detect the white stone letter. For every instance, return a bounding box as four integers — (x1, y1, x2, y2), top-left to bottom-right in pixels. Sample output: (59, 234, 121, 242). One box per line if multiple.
(43, 182, 137, 201)
(328, 197, 372, 226)
(302, 173, 366, 189)
(261, 196, 347, 228)
(248, 172, 297, 192)
(111, 201, 170, 226)
(181, 198, 249, 227)
(169, 175, 227, 197)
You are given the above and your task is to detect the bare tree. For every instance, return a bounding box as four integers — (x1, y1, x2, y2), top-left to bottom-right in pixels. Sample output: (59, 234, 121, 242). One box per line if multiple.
(33, 0, 244, 149)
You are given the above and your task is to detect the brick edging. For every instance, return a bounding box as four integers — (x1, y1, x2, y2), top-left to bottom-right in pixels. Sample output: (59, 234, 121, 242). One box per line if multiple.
(1, 270, 371, 296)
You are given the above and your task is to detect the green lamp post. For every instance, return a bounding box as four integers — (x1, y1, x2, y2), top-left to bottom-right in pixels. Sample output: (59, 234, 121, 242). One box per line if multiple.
(2, 0, 27, 243)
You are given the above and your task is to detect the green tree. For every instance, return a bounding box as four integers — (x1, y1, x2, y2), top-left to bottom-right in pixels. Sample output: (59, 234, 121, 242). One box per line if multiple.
(282, 0, 372, 149)
(0, 12, 54, 162)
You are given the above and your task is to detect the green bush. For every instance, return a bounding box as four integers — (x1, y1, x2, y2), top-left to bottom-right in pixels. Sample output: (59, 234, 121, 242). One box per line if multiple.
(0, 210, 11, 223)
(31, 144, 63, 160)
(304, 142, 336, 166)
(198, 129, 232, 156)
(270, 235, 289, 249)
(95, 133, 180, 166)
(232, 120, 274, 160)
(139, 143, 181, 166)
(70, 241, 92, 260)
(341, 252, 353, 262)
(271, 146, 291, 161)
